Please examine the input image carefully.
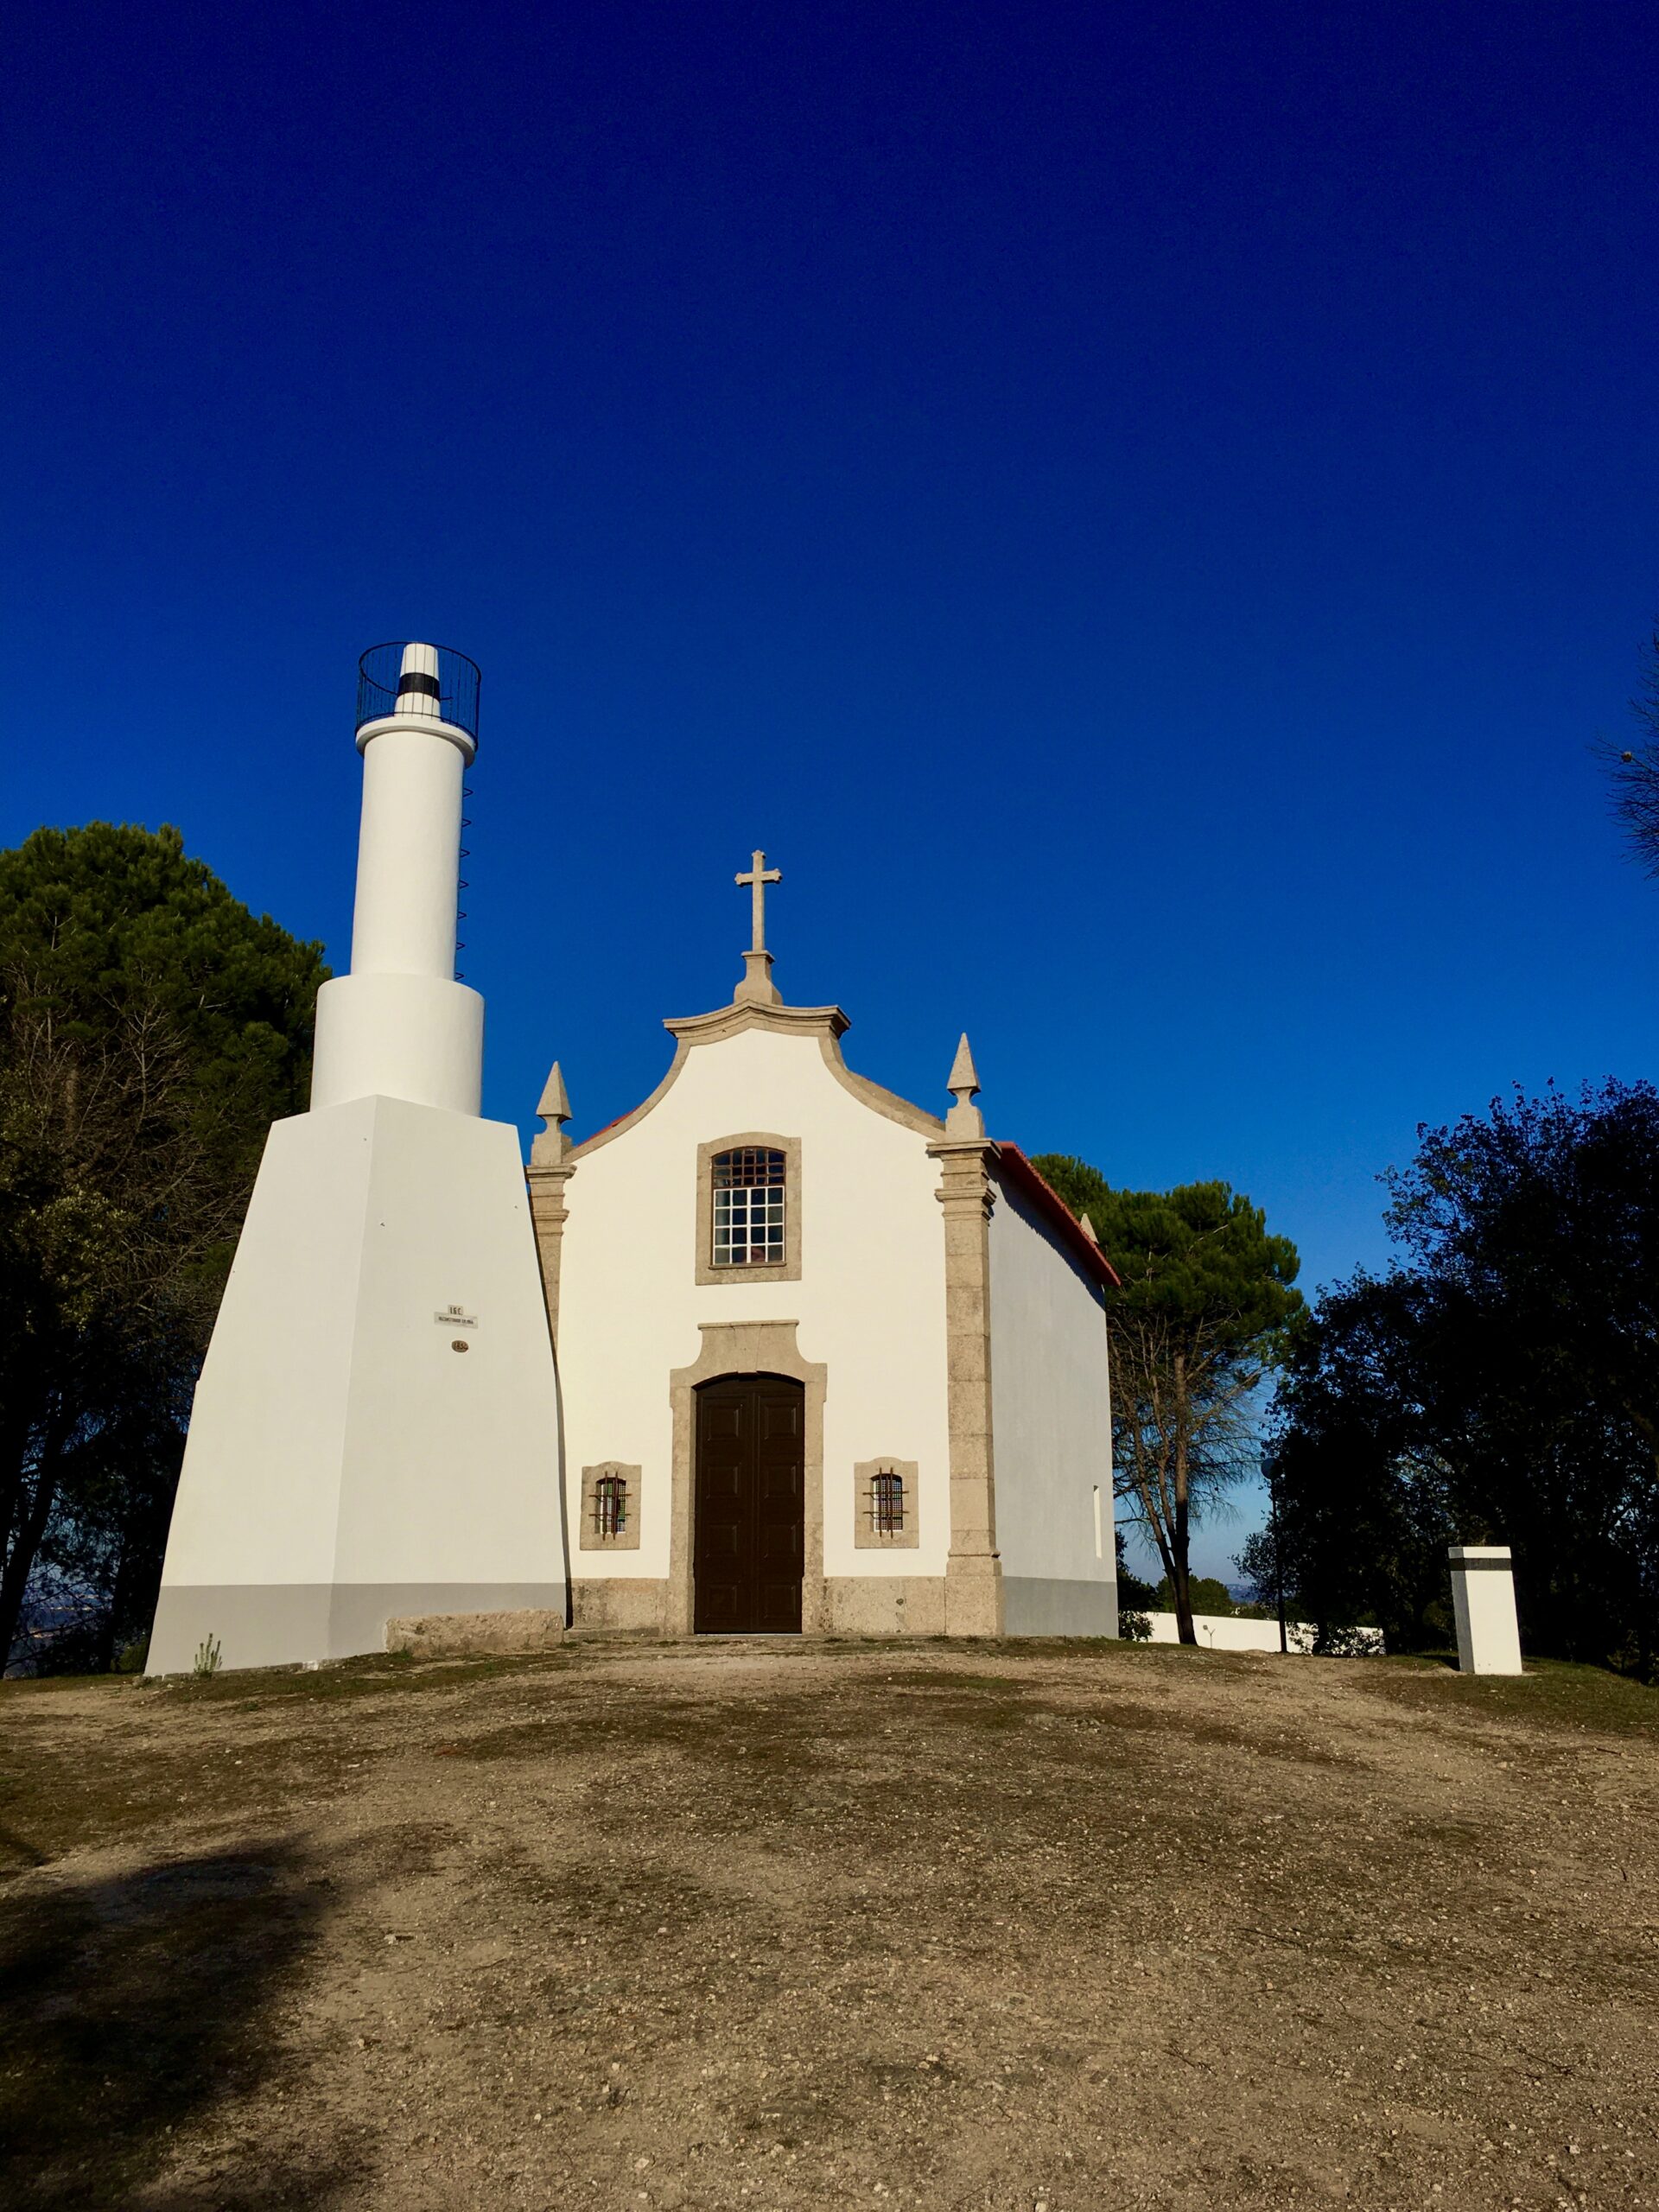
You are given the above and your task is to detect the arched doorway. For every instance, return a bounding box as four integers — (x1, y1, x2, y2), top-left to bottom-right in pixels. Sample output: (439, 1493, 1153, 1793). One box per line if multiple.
(694, 1374, 805, 1632)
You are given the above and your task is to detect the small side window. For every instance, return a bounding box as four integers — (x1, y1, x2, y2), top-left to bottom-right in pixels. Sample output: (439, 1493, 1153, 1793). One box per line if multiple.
(594, 1472, 627, 1540)
(873, 1467, 905, 1535)
(579, 1463, 642, 1550)
(854, 1459, 919, 1548)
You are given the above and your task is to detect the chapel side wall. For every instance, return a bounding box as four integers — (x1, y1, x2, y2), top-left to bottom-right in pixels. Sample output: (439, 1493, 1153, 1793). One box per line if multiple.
(987, 1173, 1117, 1636)
(553, 1027, 952, 1618)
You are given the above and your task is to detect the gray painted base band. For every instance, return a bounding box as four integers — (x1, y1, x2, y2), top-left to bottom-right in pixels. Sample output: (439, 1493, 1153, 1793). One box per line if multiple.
(1448, 1558, 1516, 1572)
(1002, 1576, 1119, 1639)
(148, 1582, 569, 1676)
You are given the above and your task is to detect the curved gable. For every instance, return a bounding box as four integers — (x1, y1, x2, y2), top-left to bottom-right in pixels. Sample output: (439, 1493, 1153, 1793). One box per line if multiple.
(569, 999, 941, 1160)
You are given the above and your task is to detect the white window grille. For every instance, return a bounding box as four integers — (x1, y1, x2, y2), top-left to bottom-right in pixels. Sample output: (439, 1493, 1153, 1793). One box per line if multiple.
(711, 1146, 786, 1267)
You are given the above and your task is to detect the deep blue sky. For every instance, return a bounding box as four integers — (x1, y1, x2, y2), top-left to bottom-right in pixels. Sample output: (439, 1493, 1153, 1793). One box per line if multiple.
(6, 3, 1655, 1577)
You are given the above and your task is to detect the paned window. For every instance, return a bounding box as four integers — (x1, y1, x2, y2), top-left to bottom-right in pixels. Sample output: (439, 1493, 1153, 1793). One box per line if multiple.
(711, 1146, 786, 1267)
(594, 1472, 627, 1539)
(873, 1466, 906, 1536)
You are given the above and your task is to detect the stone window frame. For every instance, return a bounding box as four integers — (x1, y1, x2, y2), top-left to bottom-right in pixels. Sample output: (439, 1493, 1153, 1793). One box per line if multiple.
(696, 1133, 802, 1286)
(853, 1458, 920, 1549)
(579, 1462, 641, 1551)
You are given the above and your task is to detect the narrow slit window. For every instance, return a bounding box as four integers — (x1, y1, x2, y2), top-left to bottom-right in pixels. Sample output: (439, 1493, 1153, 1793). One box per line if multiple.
(873, 1466, 905, 1536)
(711, 1146, 786, 1267)
(594, 1472, 627, 1539)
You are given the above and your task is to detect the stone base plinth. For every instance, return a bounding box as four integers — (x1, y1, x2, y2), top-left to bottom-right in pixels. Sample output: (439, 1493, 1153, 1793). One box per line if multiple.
(385, 1610, 567, 1659)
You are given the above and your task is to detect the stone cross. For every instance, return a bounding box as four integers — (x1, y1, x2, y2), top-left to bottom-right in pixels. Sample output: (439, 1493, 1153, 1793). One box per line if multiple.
(736, 849, 781, 952)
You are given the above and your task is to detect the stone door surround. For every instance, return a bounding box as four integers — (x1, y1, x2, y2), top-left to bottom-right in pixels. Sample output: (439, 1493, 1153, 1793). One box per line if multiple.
(668, 1321, 828, 1635)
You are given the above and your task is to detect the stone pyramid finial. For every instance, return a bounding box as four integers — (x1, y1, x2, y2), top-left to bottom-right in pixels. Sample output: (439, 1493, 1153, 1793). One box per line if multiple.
(1080, 1211, 1099, 1244)
(944, 1033, 985, 1138)
(532, 1060, 573, 1162)
(537, 1061, 571, 1130)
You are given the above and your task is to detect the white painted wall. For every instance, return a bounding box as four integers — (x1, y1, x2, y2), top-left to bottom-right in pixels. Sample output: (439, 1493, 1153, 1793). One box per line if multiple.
(1142, 1612, 1385, 1655)
(149, 1095, 566, 1669)
(556, 1027, 951, 1580)
(310, 972, 483, 1116)
(986, 1171, 1116, 1603)
(309, 683, 483, 1118)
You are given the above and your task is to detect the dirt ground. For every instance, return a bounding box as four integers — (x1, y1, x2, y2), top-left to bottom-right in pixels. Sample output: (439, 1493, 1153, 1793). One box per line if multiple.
(2, 1637, 1656, 2212)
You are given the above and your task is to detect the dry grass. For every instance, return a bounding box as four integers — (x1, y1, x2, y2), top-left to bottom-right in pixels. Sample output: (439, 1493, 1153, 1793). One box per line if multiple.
(2, 1638, 1656, 2210)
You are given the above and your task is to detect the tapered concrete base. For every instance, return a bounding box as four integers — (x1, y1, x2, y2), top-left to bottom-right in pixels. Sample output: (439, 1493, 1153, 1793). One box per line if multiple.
(149, 1581, 568, 1673)
(149, 1094, 567, 1675)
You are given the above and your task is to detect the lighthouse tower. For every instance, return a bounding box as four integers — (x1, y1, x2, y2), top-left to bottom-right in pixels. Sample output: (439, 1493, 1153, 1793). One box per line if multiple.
(148, 645, 567, 1674)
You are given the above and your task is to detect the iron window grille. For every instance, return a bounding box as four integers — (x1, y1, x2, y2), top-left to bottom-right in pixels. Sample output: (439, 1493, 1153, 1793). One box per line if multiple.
(873, 1467, 906, 1536)
(594, 1473, 628, 1540)
(711, 1146, 786, 1267)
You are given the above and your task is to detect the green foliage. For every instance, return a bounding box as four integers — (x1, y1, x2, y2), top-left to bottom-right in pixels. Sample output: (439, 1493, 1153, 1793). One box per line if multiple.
(1269, 1080, 1659, 1675)
(1112, 1526, 1159, 1611)
(1037, 1159, 1301, 1353)
(1154, 1574, 1236, 1617)
(193, 1633, 222, 1678)
(0, 823, 327, 1673)
(0, 821, 322, 1160)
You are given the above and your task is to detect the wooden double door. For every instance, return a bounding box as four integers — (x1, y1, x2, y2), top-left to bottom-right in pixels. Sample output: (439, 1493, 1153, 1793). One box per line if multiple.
(694, 1375, 805, 1633)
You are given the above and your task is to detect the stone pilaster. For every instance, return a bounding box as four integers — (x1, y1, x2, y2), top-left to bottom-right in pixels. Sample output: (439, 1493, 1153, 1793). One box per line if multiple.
(928, 1137, 1004, 1637)
(526, 1157, 576, 1345)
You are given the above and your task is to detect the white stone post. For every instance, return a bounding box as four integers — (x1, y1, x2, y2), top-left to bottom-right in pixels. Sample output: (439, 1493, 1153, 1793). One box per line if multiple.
(1448, 1545, 1523, 1675)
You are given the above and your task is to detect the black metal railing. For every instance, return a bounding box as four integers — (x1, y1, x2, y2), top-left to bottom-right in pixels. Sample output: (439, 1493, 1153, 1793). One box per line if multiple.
(355, 642, 481, 741)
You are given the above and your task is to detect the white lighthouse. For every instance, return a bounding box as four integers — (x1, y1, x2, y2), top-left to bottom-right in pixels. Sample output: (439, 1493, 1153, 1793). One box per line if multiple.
(148, 645, 568, 1674)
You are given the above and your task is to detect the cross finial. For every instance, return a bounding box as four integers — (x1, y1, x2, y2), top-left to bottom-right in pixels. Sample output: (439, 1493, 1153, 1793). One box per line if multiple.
(736, 849, 781, 952)
(944, 1033, 985, 1138)
(733, 849, 783, 1005)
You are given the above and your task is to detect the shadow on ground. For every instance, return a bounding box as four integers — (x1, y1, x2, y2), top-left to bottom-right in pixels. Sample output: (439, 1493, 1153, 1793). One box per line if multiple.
(0, 1840, 358, 2211)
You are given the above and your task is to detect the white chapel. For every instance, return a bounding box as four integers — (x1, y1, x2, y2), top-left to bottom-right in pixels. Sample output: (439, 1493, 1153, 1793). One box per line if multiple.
(147, 649, 1119, 1672)
(531, 850, 1122, 1640)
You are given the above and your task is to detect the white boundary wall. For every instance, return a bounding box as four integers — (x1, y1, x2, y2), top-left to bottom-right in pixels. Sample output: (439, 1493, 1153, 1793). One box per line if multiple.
(1142, 1612, 1385, 1655)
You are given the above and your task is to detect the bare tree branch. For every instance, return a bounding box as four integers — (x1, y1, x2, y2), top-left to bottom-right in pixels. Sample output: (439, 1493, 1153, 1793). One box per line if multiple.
(1599, 626, 1659, 877)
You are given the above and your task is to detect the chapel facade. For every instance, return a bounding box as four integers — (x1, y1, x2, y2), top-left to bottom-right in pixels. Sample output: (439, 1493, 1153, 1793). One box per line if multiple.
(528, 855, 1120, 1640)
